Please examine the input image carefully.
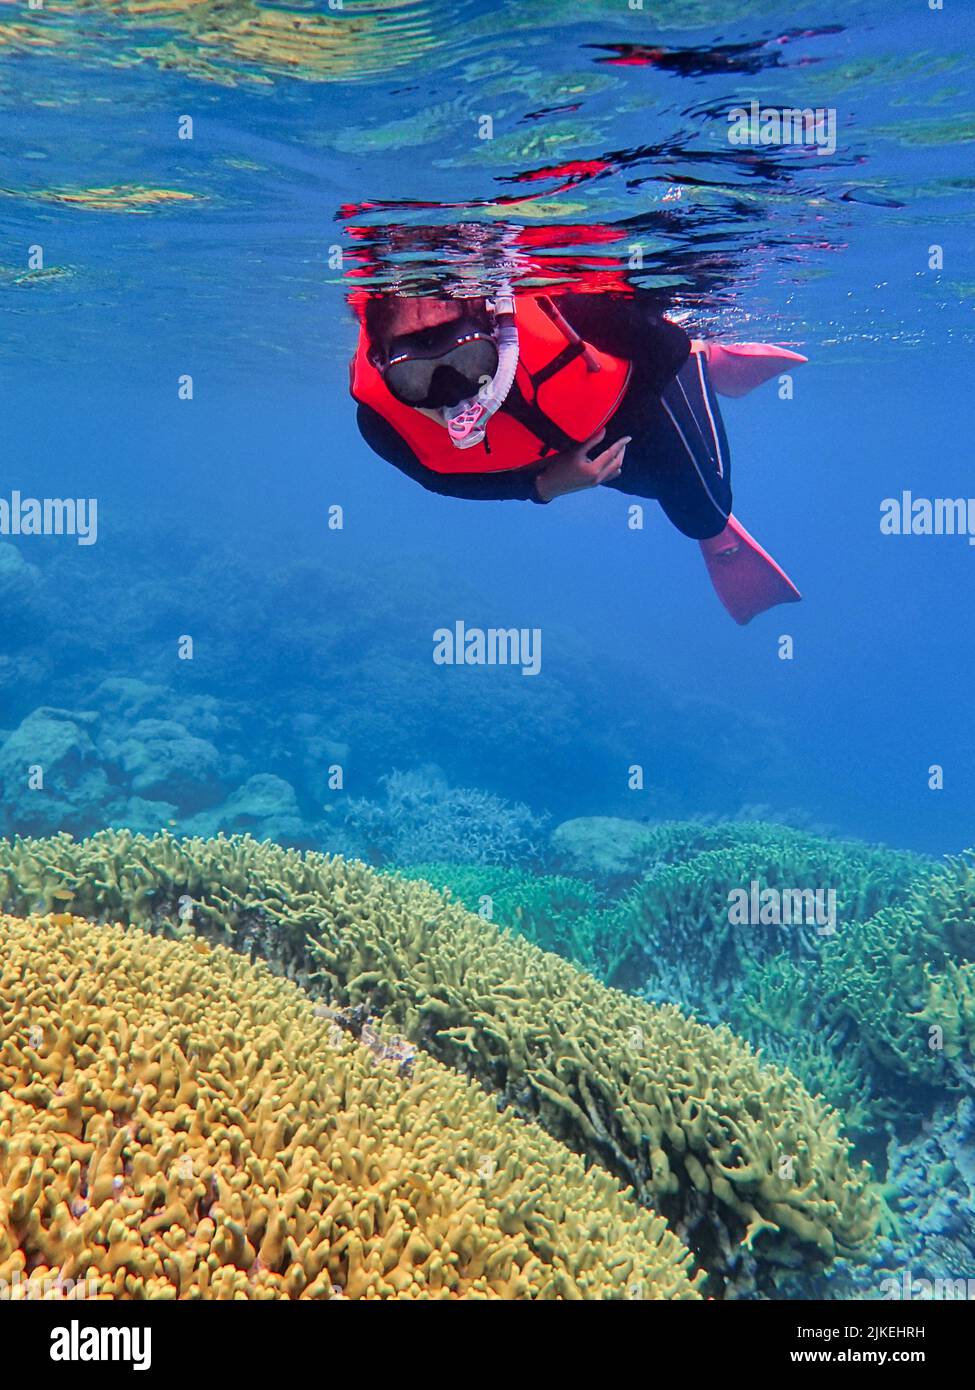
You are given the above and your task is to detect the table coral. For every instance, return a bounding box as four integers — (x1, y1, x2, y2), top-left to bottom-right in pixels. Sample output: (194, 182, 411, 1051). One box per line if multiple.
(402, 837, 927, 1150)
(820, 851, 975, 1091)
(0, 912, 701, 1301)
(607, 831, 928, 997)
(0, 831, 881, 1290)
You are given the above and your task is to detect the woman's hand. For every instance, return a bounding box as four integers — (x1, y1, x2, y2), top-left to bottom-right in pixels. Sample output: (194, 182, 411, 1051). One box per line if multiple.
(533, 428, 631, 502)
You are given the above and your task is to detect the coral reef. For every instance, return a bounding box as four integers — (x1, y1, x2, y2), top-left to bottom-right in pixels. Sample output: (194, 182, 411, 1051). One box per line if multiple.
(791, 1096, 975, 1301)
(550, 816, 660, 889)
(0, 680, 322, 850)
(112, 718, 233, 810)
(604, 826, 926, 1001)
(542, 823, 935, 1147)
(0, 912, 700, 1300)
(724, 958, 900, 1150)
(398, 863, 603, 973)
(552, 815, 926, 901)
(401, 826, 934, 1148)
(0, 708, 114, 839)
(883, 1095, 975, 1283)
(819, 851, 975, 1092)
(0, 536, 802, 848)
(0, 830, 881, 1291)
(184, 773, 317, 845)
(342, 768, 546, 867)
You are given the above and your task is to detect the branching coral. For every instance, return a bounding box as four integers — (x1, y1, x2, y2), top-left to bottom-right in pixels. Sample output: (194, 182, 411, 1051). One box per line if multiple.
(606, 830, 928, 1000)
(593, 828, 933, 1145)
(397, 863, 605, 973)
(341, 769, 546, 867)
(819, 851, 975, 1091)
(726, 960, 901, 1148)
(0, 912, 701, 1300)
(617, 819, 924, 885)
(0, 831, 880, 1288)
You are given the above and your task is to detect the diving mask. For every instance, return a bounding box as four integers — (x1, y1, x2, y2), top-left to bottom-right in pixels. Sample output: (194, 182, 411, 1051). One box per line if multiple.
(381, 318, 499, 409)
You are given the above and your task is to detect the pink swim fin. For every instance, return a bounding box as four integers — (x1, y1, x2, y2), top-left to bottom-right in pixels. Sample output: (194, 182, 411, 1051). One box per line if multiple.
(698, 342, 808, 398)
(699, 515, 802, 625)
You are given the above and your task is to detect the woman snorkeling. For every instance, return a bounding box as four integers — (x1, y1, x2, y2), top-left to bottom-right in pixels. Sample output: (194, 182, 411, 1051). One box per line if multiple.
(350, 288, 805, 623)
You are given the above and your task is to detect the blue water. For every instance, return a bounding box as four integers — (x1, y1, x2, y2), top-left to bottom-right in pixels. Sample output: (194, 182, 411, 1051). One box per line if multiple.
(3, 0, 973, 851)
(2, 0, 975, 1305)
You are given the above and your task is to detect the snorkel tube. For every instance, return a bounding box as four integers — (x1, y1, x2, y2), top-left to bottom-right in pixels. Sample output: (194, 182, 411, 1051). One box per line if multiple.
(443, 290, 519, 449)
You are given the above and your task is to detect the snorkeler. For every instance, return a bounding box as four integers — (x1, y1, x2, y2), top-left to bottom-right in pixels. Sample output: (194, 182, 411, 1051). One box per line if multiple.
(350, 289, 806, 623)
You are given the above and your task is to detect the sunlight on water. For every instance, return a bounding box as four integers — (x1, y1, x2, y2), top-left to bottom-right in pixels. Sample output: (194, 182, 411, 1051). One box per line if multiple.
(2, 0, 973, 375)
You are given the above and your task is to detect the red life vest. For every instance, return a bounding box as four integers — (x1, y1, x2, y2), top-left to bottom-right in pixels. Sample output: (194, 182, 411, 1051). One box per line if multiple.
(349, 296, 632, 474)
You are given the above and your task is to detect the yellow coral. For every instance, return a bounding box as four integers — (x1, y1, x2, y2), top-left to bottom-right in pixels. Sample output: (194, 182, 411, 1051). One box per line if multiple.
(0, 831, 881, 1285)
(0, 913, 701, 1300)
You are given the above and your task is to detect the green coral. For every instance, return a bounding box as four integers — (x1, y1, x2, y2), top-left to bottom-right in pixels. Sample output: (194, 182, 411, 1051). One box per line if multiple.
(396, 864, 606, 974)
(395, 825, 937, 1149)
(726, 959, 900, 1148)
(0, 830, 880, 1291)
(604, 829, 927, 1002)
(617, 833, 972, 1138)
(819, 852, 975, 1091)
(564, 824, 929, 1142)
(625, 818, 926, 884)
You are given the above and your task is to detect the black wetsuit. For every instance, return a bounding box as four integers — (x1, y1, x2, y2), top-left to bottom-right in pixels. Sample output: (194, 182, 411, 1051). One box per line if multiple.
(355, 292, 732, 540)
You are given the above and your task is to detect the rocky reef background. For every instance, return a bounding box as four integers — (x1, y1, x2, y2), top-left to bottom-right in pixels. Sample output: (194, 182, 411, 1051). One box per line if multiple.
(0, 531, 822, 849)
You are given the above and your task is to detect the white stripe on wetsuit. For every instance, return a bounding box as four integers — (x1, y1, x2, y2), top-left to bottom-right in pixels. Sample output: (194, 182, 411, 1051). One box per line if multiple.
(661, 362, 727, 517)
(692, 349, 726, 479)
(672, 354, 725, 481)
